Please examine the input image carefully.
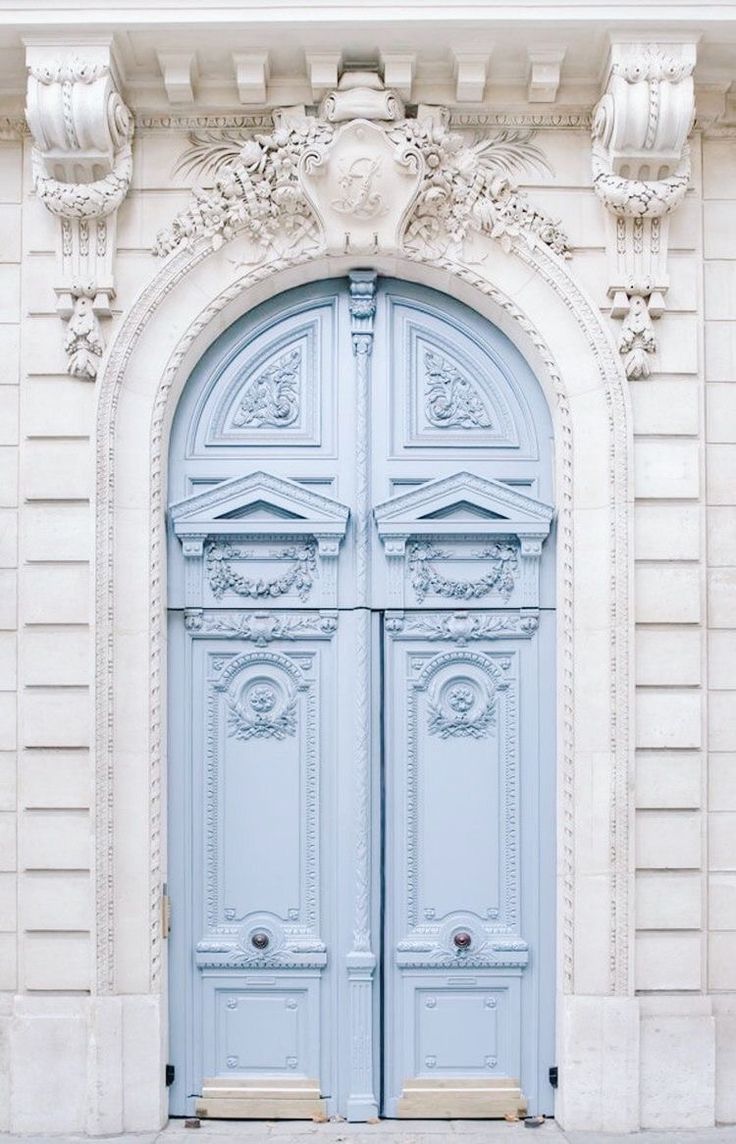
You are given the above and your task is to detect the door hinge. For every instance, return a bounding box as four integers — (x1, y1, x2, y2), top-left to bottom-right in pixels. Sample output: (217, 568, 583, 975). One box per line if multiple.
(166, 1064, 175, 1087)
(548, 1066, 558, 1089)
(161, 884, 171, 938)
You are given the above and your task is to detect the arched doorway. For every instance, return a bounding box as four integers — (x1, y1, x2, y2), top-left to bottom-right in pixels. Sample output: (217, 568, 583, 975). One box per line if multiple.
(166, 274, 556, 1121)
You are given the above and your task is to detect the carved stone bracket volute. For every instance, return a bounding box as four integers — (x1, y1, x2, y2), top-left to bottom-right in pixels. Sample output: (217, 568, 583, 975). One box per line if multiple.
(592, 41, 696, 379)
(25, 41, 134, 379)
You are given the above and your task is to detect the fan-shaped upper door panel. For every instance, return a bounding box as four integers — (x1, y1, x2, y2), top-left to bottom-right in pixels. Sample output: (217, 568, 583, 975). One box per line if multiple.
(183, 287, 340, 459)
(382, 289, 542, 459)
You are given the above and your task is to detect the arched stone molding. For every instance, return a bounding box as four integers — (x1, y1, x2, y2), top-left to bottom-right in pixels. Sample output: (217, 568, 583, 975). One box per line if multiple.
(94, 219, 635, 1129)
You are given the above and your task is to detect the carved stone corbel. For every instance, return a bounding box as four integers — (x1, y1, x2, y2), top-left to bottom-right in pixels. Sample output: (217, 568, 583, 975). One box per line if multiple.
(592, 42, 696, 378)
(25, 43, 134, 379)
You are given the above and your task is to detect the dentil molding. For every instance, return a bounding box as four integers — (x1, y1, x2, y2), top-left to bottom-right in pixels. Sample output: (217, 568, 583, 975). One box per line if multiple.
(592, 41, 696, 379)
(25, 41, 134, 380)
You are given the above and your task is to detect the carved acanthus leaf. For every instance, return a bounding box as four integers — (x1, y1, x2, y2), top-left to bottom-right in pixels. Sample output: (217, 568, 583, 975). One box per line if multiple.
(232, 347, 301, 429)
(424, 349, 493, 429)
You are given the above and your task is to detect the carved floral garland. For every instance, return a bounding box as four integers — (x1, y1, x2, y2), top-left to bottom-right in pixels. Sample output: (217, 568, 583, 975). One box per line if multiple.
(408, 541, 519, 603)
(154, 114, 569, 261)
(206, 541, 316, 601)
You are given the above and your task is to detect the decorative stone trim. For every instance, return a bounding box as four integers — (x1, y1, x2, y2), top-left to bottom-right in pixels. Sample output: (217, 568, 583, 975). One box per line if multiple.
(25, 42, 134, 379)
(153, 73, 568, 262)
(592, 41, 696, 379)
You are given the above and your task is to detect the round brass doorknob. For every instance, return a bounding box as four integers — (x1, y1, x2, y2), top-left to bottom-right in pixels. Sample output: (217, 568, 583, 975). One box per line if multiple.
(251, 931, 270, 950)
(453, 931, 472, 949)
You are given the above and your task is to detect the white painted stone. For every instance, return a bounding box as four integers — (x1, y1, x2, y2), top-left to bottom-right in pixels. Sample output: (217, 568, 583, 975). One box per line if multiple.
(709, 932, 736, 991)
(20, 628, 90, 687)
(707, 383, 736, 445)
(0, 509, 18, 568)
(636, 689, 702, 750)
(652, 314, 699, 375)
(21, 439, 92, 501)
(703, 139, 736, 199)
(710, 753, 736, 812)
(0, 932, 16, 990)
(0, 631, 16, 691)
(705, 201, 736, 260)
(634, 439, 700, 499)
(636, 809, 701, 868)
(709, 630, 736, 690)
(0, 870, 16, 930)
(20, 809, 90, 870)
(709, 569, 736, 628)
(636, 627, 701, 686)
(704, 260, 736, 321)
(636, 870, 701, 929)
(0, 692, 16, 752)
(635, 504, 701, 561)
(710, 811, 736, 872)
(0, 447, 18, 509)
(20, 688, 90, 748)
(705, 322, 736, 381)
(20, 748, 89, 809)
(21, 870, 91, 930)
(631, 380, 699, 436)
(0, 387, 18, 446)
(707, 444, 736, 505)
(22, 377, 94, 437)
(709, 872, 736, 930)
(714, 998, 736, 1123)
(0, 265, 20, 324)
(637, 751, 702, 809)
(635, 565, 701, 624)
(639, 1008, 715, 1128)
(0, 809, 11, 877)
(555, 995, 639, 1133)
(709, 692, 736, 753)
(21, 564, 90, 625)
(21, 503, 92, 563)
(0, 571, 16, 630)
(10, 1000, 88, 1130)
(636, 932, 703, 991)
(122, 995, 167, 1131)
(708, 507, 736, 566)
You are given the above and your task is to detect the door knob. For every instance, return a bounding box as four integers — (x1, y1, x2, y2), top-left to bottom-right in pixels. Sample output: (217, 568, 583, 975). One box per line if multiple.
(251, 931, 270, 950)
(453, 931, 472, 949)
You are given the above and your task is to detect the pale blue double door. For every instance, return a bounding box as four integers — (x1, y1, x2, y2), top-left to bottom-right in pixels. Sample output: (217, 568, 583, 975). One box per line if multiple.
(167, 277, 556, 1119)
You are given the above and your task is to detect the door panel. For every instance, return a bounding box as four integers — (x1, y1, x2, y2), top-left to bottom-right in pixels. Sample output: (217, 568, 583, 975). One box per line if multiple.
(382, 620, 543, 1118)
(167, 276, 555, 1120)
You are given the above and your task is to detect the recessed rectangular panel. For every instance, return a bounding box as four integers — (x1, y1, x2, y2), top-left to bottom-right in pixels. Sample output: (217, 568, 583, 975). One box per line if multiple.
(415, 986, 509, 1074)
(215, 988, 307, 1074)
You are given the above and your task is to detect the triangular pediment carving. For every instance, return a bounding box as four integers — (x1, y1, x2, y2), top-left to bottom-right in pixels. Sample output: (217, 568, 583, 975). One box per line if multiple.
(374, 471, 553, 541)
(171, 470, 350, 540)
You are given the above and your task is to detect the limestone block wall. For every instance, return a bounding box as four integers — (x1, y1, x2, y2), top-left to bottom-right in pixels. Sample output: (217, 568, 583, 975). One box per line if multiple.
(0, 115, 732, 1130)
(702, 134, 736, 1125)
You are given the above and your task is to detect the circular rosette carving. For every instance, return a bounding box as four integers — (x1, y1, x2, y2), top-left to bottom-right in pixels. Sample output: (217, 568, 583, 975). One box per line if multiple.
(427, 672, 496, 740)
(226, 673, 297, 740)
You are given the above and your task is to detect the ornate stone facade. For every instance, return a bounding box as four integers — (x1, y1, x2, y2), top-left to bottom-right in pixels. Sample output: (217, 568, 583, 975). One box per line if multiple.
(0, 6, 733, 1137)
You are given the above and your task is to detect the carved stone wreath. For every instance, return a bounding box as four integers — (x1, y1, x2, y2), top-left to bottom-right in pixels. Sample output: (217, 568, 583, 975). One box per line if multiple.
(226, 680, 297, 740)
(408, 541, 519, 603)
(427, 676, 496, 739)
(206, 541, 316, 601)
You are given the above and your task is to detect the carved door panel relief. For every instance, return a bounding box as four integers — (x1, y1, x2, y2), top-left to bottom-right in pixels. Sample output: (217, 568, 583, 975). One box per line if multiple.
(167, 276, 555, 1121)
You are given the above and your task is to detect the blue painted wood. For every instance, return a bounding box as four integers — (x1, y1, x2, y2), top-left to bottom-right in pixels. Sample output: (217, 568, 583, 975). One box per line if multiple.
(167, 276, 555, 1119)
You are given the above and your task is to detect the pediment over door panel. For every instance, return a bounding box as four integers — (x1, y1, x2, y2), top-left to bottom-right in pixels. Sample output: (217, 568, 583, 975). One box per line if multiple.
(374, 471, 553, 610)
(186, 295, 338, 455)
(170, 471, 349, 609)
(389, 299, 539, 455)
